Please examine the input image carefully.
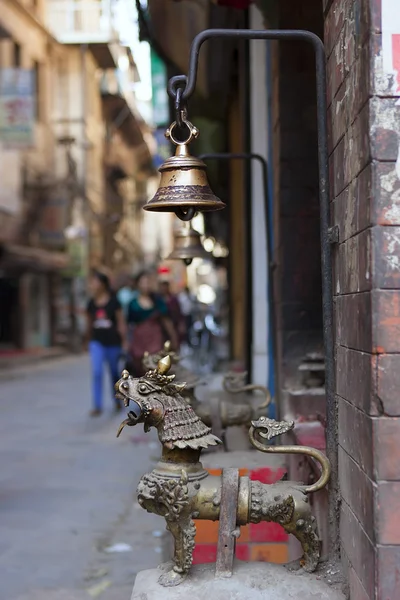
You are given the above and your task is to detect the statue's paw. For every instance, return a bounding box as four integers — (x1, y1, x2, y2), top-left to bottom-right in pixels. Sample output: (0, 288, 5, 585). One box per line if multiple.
(284, 558, 303, 572)
(158, 569, 188, 587)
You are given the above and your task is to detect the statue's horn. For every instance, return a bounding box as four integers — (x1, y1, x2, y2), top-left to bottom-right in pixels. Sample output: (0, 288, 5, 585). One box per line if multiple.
(116, 418, 130, 438)
(157, 355, 171, 374)
(122, 370, 129, 379)
(164, 340, 171, 351)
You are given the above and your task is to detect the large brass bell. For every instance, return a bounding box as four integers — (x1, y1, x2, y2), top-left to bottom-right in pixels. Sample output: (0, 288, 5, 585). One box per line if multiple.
(167, 221, 210, 266)
(144, 120, 225, 220)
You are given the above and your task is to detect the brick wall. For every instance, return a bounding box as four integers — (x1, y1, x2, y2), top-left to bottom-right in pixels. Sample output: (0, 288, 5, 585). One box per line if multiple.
(326, 0, 400, 597)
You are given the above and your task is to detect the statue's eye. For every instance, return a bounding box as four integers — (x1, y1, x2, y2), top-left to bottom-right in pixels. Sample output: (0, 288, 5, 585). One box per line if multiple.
(139, 384, 148, 393)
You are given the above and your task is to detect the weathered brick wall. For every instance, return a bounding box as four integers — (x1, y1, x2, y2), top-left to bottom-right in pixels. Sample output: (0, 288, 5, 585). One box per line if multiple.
(326, 0, 400, 597)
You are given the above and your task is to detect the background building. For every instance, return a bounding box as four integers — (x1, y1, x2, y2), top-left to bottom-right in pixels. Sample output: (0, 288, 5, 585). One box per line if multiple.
(0, 0, 169, 353)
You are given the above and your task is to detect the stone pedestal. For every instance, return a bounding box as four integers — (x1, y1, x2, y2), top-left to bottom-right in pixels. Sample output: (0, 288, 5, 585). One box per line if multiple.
(131, 561, 345, 600)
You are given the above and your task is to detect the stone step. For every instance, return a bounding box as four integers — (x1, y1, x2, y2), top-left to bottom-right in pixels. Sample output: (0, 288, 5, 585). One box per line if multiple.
(132, 561, 345, 600)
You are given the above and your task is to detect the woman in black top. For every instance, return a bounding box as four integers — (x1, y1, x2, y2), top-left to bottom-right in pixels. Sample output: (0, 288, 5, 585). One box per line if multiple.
(86, 270, 127, 416)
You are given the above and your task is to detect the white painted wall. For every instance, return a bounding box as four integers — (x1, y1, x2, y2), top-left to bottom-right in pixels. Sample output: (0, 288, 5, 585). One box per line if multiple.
(249, 4, 269, 385)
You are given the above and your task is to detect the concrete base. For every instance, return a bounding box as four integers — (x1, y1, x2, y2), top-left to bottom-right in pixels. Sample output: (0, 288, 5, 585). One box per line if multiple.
(131, 561, 345, 600)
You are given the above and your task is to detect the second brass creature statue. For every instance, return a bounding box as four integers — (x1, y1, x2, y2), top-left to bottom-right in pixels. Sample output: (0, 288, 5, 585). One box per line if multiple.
(116, 356, 330, 587)
(142, 342, 271, 435)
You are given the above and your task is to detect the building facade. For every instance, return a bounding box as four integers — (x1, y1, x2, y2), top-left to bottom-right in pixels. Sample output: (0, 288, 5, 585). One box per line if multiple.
(0, 0, 156, 352)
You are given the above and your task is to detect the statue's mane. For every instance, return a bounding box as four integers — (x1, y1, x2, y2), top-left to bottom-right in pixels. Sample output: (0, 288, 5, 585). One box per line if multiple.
(149, 384, 221, 450)
(140, 356, 221, 451)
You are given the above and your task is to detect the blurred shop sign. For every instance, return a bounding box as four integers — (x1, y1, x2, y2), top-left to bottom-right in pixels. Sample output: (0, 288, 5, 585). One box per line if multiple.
(153, 126, 171, 169)
(0, 69, 34, 147)
(150, 50, 169, 127)
(0, 149, 21, 214)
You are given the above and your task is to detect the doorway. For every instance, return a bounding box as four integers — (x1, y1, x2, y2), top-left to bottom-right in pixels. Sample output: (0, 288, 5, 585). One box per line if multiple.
(0, 277, 20, 349)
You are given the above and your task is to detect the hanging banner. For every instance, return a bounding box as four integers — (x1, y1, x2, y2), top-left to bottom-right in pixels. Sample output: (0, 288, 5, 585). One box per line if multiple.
(153, 126, 171, 169)
(0, 69, 34, 147)
(150, 49, 169, 127)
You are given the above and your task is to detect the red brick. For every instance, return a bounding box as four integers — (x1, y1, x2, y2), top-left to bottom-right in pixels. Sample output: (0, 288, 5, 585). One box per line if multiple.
(336, 347, 375, 414)
(377, 546, 400, 600)
(330, 80, 351, 152)
(332, 165, 371, 243)
(327, 30, 345, 106)
(371, 99, 400, 161)
(373, 227, 400, 289)
(339, 447, 374, 541)
(348, 41, 371, 121)
(338, 397, 373, 477)
(348, 565, 372, 600)
(374, 417, 400, 479)
(235, 544, 249, 561)
(192, 544, 217, 565)
(331, 136, 346, 196)
(372, 161, 400, 226)
(340, 502, 375, 598)
(249, 467, 286, 484)
(373, 290, 400, 353)
(249, 522, 288, 543)
(377, 354, 400, 416)
(336, 228, 371, 294)
(370, 0, 381, 33)
(376, 482, 400, 544)
(324, 0, 351, 57)
(336, 292, 372, 352)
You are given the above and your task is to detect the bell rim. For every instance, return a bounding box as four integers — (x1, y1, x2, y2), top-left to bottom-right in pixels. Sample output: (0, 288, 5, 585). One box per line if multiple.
(143, 201, 226, 212)
(143, 202, 226, 212)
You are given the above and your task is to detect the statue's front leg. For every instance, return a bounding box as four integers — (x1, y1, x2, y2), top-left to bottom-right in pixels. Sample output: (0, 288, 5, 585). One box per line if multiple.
(283, 507, 320, 572)
(137, 470, 197, 586)
(159, 516, 196, 587)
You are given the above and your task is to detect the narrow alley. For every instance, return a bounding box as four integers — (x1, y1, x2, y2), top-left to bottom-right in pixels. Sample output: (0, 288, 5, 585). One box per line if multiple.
(0, 357, 162, 600)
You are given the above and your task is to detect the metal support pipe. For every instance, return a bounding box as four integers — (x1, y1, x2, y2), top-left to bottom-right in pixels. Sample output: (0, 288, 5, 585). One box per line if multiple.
(168, 29, 337, 559)
(199, 152, 277, 412)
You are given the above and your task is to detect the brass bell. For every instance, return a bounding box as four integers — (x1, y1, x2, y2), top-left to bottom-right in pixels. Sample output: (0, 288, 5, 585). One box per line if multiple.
(167, 221, 210, 266)
(144, 120, 226, 220)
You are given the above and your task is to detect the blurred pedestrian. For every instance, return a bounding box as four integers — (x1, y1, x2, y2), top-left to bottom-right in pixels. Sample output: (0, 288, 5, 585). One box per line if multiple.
(86, 270, 127, 416)
(127, 271, 177, 376)
(117, 274, 136, 317)
(178, 286, 195, 346)
(159, 280, 186, 346)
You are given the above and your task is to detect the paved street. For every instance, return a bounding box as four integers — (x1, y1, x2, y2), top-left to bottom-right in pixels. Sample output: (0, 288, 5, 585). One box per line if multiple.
(0, 357, 163, 600)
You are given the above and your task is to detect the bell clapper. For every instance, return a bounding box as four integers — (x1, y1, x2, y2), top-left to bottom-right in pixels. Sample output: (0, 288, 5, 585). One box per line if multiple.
(175, 207, 196, 221)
